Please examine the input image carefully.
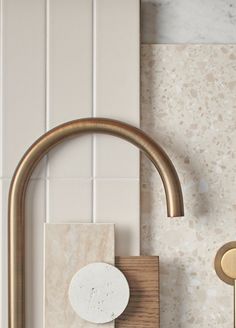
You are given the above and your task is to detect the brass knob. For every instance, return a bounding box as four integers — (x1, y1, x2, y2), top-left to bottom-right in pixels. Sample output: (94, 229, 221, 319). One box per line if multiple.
(215, 241, 236, 285)
(215, 242, 236, 328)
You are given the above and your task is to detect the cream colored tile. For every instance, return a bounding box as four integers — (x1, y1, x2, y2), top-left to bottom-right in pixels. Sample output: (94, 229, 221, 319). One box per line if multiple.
(95, 179, 140, 256)
(94, 0, 140, 178)
(94, 0, 140, 257)
(0, 181, 2, 327)
(48, 179, 92, 222)
(3, 0, 46, 178)
(47, 136, 92, 178)
(44, 223, 114, 328)
(2, 2, 46, 325)
(48, 0, 93, 178)
(25, 179, 46, 328)
(95, 136, 139, 178)
(0, 179, 9, 328)
(1, 178, 46, 328)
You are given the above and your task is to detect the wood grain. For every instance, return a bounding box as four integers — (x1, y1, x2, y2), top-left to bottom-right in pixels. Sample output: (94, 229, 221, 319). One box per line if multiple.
(115, 256, 159, 328)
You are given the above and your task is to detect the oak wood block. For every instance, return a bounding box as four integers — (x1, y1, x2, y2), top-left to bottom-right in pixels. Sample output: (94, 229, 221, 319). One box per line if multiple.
(115, 256, 160, 328)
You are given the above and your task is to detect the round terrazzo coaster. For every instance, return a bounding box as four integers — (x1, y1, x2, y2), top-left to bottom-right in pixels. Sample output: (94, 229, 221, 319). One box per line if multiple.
(68, 262, 130, 323)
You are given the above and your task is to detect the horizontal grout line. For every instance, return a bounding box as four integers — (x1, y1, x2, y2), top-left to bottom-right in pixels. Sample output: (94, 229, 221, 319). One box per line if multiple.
(141, 42, 236, 46)
(0, 177, 140, 181)
(47, 177, 140, 181)
(93, 177, 140, 181)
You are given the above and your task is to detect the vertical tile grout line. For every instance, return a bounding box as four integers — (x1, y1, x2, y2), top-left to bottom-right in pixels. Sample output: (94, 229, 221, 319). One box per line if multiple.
(45, 0, 50, 225)
(0, 0, 3, 325)
(0, 2, 7, 326)
(138, 0, 141, 256)
(44, 1, 50, 327)
(0, 0, 2, 180)
(0, 183, 2, 328)
(92, 0, 97, 224)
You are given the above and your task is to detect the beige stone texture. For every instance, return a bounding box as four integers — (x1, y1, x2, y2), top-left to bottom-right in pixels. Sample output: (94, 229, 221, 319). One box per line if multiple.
(141, 44, 236, 328)
(44, 223, 114, 328)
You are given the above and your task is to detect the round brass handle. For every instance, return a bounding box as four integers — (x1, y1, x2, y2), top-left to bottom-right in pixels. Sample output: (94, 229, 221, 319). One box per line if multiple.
(215, 241, 236, 285)
(215, 241, 236, 328)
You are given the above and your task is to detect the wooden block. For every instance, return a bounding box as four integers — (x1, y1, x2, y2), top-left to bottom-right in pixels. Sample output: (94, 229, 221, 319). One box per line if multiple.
(44, 223, 115, 328)
(115, 256, 159, 328)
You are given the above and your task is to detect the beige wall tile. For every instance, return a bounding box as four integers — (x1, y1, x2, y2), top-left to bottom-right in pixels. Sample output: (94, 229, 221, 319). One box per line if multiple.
(47, 0, 93, 178)
(3, 0, 46, 178)
(95, 179, 140, 256)
(48, 179, 92, 222)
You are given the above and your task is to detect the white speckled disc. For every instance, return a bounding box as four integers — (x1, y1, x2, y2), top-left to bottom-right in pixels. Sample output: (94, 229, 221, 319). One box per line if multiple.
(68, 262, 130, 323)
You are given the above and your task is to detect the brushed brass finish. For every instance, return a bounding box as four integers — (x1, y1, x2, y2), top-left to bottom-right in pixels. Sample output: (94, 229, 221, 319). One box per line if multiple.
(215, 241, 236, 285)
(8, 118, 184, 328)
(221, 249, 236, 279)
(234, 280, 236, 328)
(215, 242, 236, 327)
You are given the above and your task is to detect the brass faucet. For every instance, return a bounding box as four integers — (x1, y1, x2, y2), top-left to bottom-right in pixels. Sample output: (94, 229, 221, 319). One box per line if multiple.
(8, 118, 184, 328)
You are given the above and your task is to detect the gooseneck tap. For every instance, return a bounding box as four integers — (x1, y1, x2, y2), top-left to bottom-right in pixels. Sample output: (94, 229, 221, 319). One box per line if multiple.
(8, 118, 184, 328)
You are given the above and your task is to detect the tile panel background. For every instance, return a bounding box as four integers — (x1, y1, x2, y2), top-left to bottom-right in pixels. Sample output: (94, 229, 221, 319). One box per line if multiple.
(0, 1, 140, 327)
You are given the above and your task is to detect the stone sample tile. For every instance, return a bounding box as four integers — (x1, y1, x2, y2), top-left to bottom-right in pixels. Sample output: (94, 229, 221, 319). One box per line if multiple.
(141, 0, 236, 43)
(141, 45, 236, 328)
(68, 262, 130, 323)
(44, 223, 114, 328)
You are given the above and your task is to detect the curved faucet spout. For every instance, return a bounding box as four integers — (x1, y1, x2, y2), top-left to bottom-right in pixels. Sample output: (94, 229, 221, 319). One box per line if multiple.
(8, 118, 184, 328)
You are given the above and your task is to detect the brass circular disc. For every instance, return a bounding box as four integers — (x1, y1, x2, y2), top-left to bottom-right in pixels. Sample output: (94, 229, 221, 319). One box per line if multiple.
(221, 249, 236, 279)
(215, 241, 236, 285)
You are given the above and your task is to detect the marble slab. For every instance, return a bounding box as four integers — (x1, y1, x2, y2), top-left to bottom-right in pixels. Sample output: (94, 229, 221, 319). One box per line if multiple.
(141, 0, 236, 43)
(44, 223, 114, 328)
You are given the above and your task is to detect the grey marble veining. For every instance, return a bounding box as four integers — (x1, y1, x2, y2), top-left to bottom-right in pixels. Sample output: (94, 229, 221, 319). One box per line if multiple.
(141, 0, 236, 43)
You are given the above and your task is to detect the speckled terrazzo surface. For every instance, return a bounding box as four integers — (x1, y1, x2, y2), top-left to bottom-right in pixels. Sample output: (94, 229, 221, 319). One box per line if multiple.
(141, 45, 236, 327)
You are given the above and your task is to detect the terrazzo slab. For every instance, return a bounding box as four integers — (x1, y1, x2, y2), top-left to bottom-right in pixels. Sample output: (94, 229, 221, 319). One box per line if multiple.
(44, 223, 114, 328)
(141, 44, 236, 328)
(141, 0, 236, 43)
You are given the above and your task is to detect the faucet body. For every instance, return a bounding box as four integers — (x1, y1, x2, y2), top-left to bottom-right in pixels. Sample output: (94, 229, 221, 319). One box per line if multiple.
(8, 118, 184, 328)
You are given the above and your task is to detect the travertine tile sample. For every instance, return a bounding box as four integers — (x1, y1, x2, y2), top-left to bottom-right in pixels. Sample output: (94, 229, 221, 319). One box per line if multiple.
(68, 262, 129, 323)
(45, 224, 114, 328)
(141, 0, 236, 43)
(141, 45, 236, 328)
